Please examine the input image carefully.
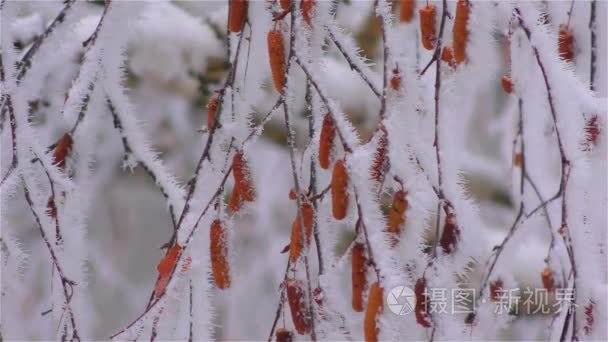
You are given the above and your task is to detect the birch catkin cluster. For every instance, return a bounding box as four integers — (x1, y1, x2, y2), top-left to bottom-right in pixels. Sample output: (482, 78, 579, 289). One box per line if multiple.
(0, 0, 606, 341)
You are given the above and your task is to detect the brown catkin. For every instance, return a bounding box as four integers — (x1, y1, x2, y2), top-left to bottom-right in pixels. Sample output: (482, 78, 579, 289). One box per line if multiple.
(279, 0, 291, 10)
(399, 0, 415, 23)
(232, 152, 256, 202)
(364, 282, 383, 342)
(452, 0, 470, 64)
(414, 277, 431, 327)
(419, 5, 436, 50)
(275, 328, 293, 342)
(351, 242, 367, 312)
(210, 220, 231, 289)
(301, 0, 314, 25)
(318, 113, 335, 169)
(439, 212, 459, 254)
(370, 129, 389, 184)
(207, 98, 219, 128)
(331, 159, 349, 220)
(502, 75, 513, 94)
(229, 0, 247, 33)
(289, 203, 314, 262)
(558, 24, 574, 62)
(53, 133, 73, 169)
(386, 190, 408, 247)
(268, 29, 286, 94)
(285, 279, 311, 335)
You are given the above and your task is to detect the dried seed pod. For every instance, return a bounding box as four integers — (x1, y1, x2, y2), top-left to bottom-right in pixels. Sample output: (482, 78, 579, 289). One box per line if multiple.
(53, 133, 73, 169)
(452, 0, 470, 64)
(268, 29, 286, 94)
(439, 212, 459, 254)
(364, 282, 383, 342)
(155, 243, 182, 297)
(275, 328, 293, 342)
(414, 277, 431, 328)
(232, 151, 256, 202)
(351, 242, 367, 312)
(441, 46, 454, 64)
(541, 267, 555, 292)
(502, 75, 513, 94)
(419, 5, 437, 50)
(370, 129, 389, 185)
(207, 97, 219, 128)
(229, 0, 248, 33)
(489, 278, 503, 302)
(399, 0, 415, 23)
(331, 159, 349, 220)
(318, 113, 335, 169)
(210, 220, 231, 289)
(301, 0, 314, 25)
(289, 203, 314, 262)
(390, 67, 401, 91)
(558, 24, 574, 62)
(285, 279, 311, 335)
(386, 190, 408, 247)
(279, 0, 291, 10)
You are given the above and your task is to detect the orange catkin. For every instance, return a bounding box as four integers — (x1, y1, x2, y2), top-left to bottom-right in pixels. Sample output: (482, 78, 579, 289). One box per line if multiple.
(331, 159, 349, 220)
(390, 67, 401, 91)
(289, 203, 314, 262)
(53, 133, 73, 169)
(285, 279, 311, 335)
(318, 113, 335, 169)
(279, 0, 291, 10)
(386, 190, 408, 247)
(229, 0, 247, 33)
(452, 0, 470, 64)
(207, 97, 219, 128)
(542, 267, 555, 292)
(301, 0, 314, 25)
(414, 277, 431, 328)
(155, 243, 182, 297)
(228, 187, 242, 212)
(489, 278, 503, 302)
(441, 46, 454, 64)
(351, 242, 367, 312)
(558, 24, 574, 62)
(210, 220, 231, 289)
(399, 0, 415, 23)
(268, 29, 286, 94)
(419, 5, 437, 50)
(232, 152, 256, 202)
(364, 282, 383, 342)
(275, 328, 293, 342)
(502, 75, 513, 94)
